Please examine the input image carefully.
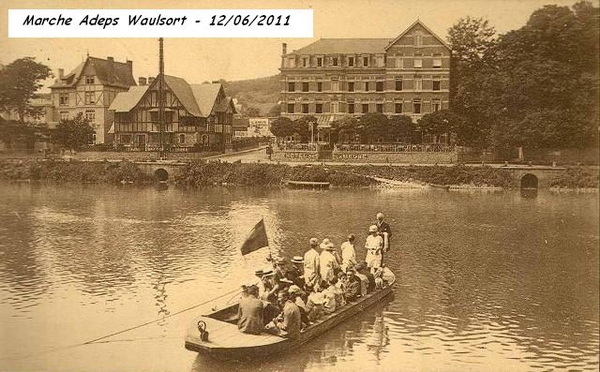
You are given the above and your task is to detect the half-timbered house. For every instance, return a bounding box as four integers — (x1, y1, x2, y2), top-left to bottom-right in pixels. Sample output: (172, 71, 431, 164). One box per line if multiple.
(109, 75, 235, 151)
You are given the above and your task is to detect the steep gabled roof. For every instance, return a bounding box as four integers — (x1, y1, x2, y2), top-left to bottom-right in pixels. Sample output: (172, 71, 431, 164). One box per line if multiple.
(109, 85, 149, 112)
(190, 83, 223, 117)
(289, 38, 392, 55)
(385, 20, 450, 51)
(164, 75, 201, 116)
(50, 56, 135, 89)
(110, 78, 228, 118)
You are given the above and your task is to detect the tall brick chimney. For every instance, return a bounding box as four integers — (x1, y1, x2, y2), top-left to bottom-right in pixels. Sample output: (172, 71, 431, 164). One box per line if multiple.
(282, 43, 287, 55)
(58, 68, 64, 79)
(139, 77, 147, 86)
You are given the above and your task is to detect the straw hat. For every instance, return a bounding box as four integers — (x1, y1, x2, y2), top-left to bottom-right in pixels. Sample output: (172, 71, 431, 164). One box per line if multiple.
(369, 225, 378, 233)
(291, 256, 304, 264)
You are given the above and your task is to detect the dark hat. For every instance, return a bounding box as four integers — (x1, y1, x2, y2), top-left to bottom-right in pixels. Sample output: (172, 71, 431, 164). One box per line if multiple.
(254, 269, 265, 277)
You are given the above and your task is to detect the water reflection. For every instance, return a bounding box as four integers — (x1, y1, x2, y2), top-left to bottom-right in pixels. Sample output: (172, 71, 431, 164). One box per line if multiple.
(0, 183, 597, 372)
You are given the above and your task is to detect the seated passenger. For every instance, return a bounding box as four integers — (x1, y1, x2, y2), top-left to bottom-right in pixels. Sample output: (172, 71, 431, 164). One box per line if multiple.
(353, 265, 369, 296)
(356, 262, 376, 293)
(237, 285, 264, 335)
(322, 280, 337, 315)
(330, 276, 346, 307)
(288, 285, 310, 327)
(344, 271, 361, 302)
(288, 256, 305, 288)
(373, 266, 385, 289)
(260, 269, 277, 303)
(274, 291, 302, 339)
(305, 284, 326, 322)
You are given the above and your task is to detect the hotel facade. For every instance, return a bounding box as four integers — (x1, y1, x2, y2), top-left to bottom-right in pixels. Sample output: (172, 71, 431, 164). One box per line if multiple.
(279, 20, 450, 127)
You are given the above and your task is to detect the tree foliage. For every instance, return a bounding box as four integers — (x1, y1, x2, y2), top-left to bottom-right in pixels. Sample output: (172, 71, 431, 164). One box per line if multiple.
(51, 113, 95, 150)
(447, 2, 599, 150)
(0, 57, 52, 123)
(270, 117, 294, 138)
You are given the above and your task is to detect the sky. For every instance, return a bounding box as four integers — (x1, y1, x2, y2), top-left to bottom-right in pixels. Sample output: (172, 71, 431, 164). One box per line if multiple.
(0, 0, 594, 91)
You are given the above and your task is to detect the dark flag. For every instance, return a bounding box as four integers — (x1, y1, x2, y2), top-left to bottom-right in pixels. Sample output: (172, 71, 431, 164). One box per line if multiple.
(240, 219, 269, 256)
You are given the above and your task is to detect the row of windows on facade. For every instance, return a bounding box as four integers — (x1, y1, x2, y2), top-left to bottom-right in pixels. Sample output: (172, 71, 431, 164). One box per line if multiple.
(58, 91, 97, 106)
(59, 110, 96, 123)
(286, 100, 441, 114)
(116, 112, 232, 125)
(286, 79, 443, 92)
(285, 55, 444, 69)
(117, 124, 231, 139)
(118, 133, 219, 145)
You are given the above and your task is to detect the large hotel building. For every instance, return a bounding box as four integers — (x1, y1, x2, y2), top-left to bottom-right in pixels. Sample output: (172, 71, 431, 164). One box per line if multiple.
(279, 20, 450, 126)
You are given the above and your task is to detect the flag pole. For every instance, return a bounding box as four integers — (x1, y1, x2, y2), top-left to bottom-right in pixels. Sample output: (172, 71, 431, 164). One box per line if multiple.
(263, 217, 273, 265)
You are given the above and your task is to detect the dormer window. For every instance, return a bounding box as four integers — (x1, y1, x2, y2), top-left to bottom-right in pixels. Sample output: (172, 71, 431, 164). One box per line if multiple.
(85, 76, 95, 85)
(316, 57, 323, 67)
(348, 56, 355, 67)
(303, 57, 309, 67)
(332, 57, 338, 66)
(363, 56, 369, 67)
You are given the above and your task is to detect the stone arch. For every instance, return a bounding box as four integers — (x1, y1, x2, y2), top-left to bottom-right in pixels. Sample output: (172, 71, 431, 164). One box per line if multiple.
(520, 173, 538, 189)
(154, 168, 169, 182)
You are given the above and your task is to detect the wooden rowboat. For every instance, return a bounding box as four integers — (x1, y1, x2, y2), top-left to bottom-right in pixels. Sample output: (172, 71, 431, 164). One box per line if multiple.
(184, 278, 395, 361)
(284, 180, 331, 189)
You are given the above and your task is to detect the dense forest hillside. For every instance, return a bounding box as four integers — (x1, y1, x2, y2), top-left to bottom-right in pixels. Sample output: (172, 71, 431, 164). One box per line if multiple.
(222, 74, 280, 117)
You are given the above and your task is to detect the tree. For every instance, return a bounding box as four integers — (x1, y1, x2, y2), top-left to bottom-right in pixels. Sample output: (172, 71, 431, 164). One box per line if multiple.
(293, 116, 317, 142)
(387, 115, 416, 143)
(270, 117, 294, 138)
(331, 116, 359, 143)
(245, 106, 261, 117)
(267, 104, 281, 118)
(358, 113, 388, 143)
(51, 113, 95, 151)
(447, 17, 497, 148)
(0, 57, 52, 123)
(418, 110, 469, 144)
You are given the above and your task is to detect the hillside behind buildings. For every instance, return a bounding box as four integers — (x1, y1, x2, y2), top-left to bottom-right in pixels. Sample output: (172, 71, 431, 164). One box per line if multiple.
(221, 74, 280, 116)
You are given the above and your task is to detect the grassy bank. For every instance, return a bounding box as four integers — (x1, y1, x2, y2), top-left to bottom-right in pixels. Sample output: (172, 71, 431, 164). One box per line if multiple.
(0, 160, 154, 184)
(349, 164, 516, 188)
(174, 161, 376, 187)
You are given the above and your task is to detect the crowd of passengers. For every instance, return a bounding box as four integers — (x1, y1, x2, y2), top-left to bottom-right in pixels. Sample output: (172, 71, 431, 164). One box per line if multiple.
(237, 213, 396, 339)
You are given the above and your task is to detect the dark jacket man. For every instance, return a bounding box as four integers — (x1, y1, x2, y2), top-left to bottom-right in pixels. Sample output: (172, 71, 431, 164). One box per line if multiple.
(237, 287, 264, 335)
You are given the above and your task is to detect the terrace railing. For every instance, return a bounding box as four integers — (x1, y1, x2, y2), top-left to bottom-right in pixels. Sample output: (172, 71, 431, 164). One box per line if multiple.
(334, 144, 457, 153)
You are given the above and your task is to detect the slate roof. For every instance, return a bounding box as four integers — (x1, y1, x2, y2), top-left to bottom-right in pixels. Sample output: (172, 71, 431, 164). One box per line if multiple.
(109, 85, 149, 112)
(109, 78, 228, 118)
(50, 56, 135, 89)
(289, 38, 392, 55)
(189, 83, 223, 117)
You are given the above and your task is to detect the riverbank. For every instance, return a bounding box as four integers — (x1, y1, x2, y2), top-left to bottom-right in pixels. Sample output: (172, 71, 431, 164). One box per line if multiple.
(0, 159, 597, 189)
(0, 159, 154, 184)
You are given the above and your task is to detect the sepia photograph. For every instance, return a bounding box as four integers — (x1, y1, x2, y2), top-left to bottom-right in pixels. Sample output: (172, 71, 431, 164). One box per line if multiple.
(0, 0, 598, 371)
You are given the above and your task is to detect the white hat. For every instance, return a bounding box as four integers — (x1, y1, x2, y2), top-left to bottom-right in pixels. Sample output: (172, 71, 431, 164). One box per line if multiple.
(377, 212, 384, 219)
(369, 225, 378, 233)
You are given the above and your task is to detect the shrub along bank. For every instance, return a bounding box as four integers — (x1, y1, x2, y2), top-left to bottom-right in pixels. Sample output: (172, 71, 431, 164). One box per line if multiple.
(0, 160, 154, 184)
(0, 160, 596, 189)
(549, 167, 599, 189)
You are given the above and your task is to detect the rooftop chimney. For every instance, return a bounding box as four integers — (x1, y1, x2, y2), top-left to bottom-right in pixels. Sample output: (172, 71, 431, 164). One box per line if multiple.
(58, 68, 64, 79)
(126, 59, 133, 74)
(139, 77, 147, 86)
(107, 56, 114, 62)
(282, 43, 287, 55)
(148, 76, 155, 85)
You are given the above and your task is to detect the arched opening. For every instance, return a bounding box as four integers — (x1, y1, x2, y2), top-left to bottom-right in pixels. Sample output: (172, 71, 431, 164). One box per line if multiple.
(154, 168, 169, 182)
(521, 173, 538, 189)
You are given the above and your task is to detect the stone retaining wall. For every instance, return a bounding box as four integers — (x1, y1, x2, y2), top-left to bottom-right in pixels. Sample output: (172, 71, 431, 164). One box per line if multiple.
(331, 151, 457, 164)
(70, 151, 220, 162)
(271, 150, 318, 162)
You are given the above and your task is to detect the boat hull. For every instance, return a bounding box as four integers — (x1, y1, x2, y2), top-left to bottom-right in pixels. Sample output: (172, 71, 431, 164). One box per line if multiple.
(185, 282, 394, 361)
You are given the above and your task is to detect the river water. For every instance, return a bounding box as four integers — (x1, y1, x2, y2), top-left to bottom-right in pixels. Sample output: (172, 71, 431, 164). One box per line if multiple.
(0, 183, 597, 372)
